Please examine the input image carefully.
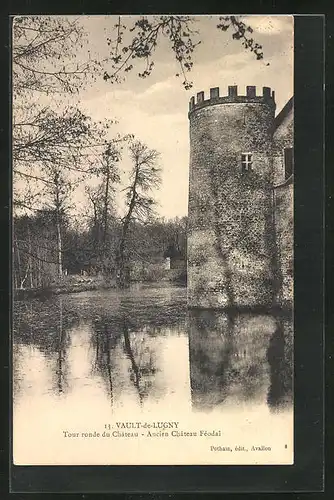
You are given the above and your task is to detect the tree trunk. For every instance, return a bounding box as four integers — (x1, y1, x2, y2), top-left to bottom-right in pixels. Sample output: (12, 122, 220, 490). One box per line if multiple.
(14, 235, 22, 289)
(27, 224, 34, 288)
(56, 217, 63, 279)
(103, 167, 110, 245)
(55, 181, 63, 280)
(37, 247, 42, 288)
(117, 164, 139, 288)
(102, 165, 111, 275)
(14, 266, 17, 290)
(20, 263, 29, 289)
(117, 218, 130, 288)
(93, 201, 98, 246)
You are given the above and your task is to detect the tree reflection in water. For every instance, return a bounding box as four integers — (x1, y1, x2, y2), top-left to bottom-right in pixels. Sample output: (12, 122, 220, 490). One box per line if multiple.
(122, 319, 158, 406)
(55, 297, 66, 394)
(188, 309, 293, 412)
(90, 315, 121, 405)
(90, 310, 178, 407)
(13, 296, 77, 397)
(13, 287, 187, 407)
(13, 287, 293, 413)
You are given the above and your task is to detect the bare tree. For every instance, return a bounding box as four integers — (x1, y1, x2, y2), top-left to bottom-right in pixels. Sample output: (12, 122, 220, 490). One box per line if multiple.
(99, 142, 121, 246)
(12, 15, 97, 97)
(84, 142, 122, 275)
(12, 15, 268, 291)
(117, 140, 161, 287)
(41, 165, 73, 278)
(85, 184, 103, 246)
(13, 15, 265, 95)
(12, 15, 265, 212)
(13, 105, 119, 210)
(12, 16, 116, 213)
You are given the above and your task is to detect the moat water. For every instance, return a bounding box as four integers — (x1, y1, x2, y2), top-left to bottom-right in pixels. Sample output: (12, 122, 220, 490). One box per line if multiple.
(12, 283, 293, 465)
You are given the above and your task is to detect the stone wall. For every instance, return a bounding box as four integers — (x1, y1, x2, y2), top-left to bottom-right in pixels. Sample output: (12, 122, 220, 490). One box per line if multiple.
(272, 100, 294, 185)
(274, 180, 293, 307)
(273, 99, 294, 308)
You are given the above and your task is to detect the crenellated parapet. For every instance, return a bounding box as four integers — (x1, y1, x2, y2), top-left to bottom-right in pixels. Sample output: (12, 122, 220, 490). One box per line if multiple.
(189, 86, 276, 115)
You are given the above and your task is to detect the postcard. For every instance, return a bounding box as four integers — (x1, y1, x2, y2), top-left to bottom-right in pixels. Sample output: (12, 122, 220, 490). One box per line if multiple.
(12, 14, 294, 466)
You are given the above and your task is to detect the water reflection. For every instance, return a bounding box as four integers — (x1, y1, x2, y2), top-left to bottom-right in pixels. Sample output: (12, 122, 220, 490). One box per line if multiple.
(91, 315, 162, 406)
(13, 286, 293, 414)
(188, 309, 293, 412)
(13, 297, 76, 398)
(267, 315, 293, 410)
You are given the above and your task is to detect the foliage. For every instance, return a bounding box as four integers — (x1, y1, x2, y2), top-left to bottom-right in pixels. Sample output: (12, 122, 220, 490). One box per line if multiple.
(216, 16, 263, 59)
(103, 15, 264, 89)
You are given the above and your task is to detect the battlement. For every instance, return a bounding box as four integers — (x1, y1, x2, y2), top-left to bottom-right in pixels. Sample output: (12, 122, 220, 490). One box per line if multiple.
(188, 86, 276, 115)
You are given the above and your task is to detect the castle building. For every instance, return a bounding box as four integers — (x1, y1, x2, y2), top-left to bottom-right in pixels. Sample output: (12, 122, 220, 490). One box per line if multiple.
(272, 97, 294, 307)
(187, 86, 293, 309)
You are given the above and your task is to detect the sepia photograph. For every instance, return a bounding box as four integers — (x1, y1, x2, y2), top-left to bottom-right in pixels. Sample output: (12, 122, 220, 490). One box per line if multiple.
(12, 14, 294, 466)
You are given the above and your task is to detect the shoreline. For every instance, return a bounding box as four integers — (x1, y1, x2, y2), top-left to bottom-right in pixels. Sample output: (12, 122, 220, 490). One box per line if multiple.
(14, 278, 187, 301)
(14, 282, 112, 300)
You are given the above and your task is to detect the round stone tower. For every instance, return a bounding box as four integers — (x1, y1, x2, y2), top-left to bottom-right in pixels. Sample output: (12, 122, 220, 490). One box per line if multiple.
(187, 85, 277, 308)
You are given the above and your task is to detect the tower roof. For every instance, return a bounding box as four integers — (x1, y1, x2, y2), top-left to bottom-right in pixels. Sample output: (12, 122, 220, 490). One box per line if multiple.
(274, 96, 294, 130)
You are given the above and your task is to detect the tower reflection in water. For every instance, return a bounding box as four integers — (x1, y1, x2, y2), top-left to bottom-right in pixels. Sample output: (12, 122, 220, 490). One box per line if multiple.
(188, 310, 293, 412)
(13, 291, 292, 415)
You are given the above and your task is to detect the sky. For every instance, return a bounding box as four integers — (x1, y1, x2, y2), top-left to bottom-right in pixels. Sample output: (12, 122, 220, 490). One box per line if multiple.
(15, 15, 294, 220)
(77, 15, 293, 219)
